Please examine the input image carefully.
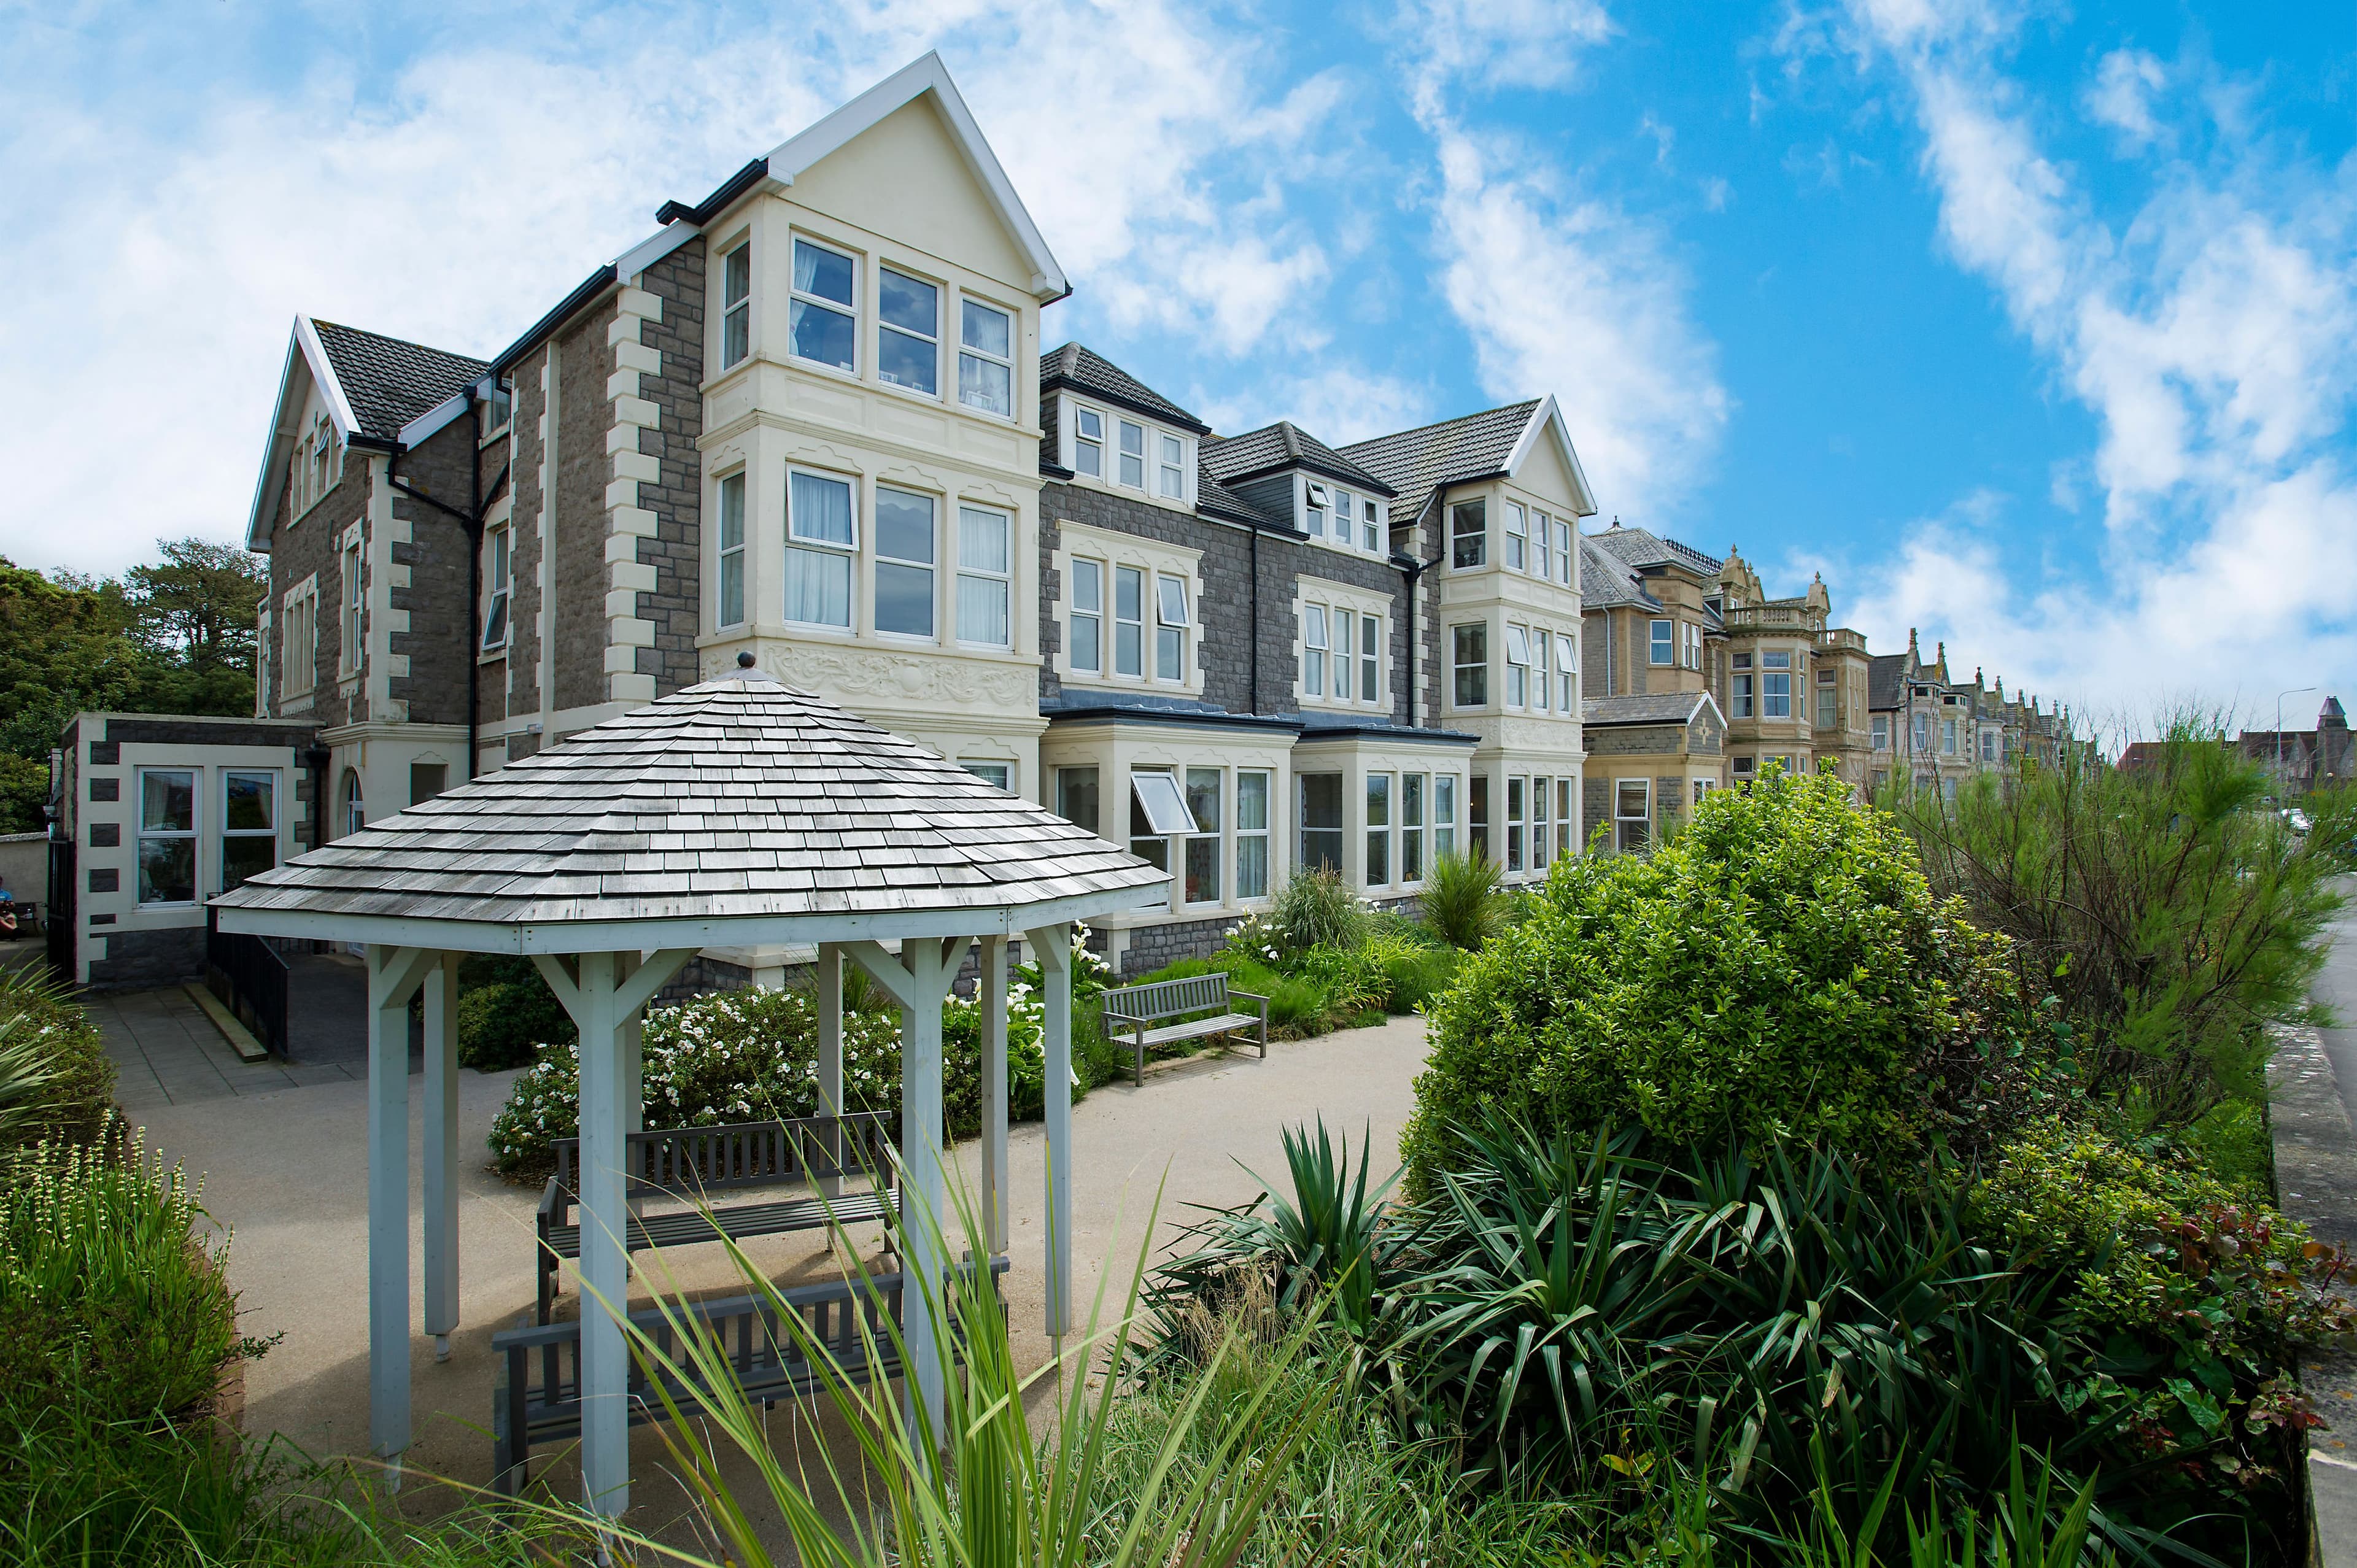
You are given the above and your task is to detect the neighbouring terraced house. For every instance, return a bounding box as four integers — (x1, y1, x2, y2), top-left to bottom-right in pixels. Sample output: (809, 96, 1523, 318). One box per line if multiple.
(47, 53, 1602, 986)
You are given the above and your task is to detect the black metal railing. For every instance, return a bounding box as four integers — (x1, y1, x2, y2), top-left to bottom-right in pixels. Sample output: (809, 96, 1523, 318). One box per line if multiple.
(206, 906, 290, 1059)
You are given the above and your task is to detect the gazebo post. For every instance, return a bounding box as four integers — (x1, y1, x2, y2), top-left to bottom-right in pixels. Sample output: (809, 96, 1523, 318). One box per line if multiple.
(979, 934, 1010, 1256)
(421, 952, 461, 1362)
(1026, 922, 1073, 1338)
(817, 942, 843, 1200)
(363, 944, 436, 1488)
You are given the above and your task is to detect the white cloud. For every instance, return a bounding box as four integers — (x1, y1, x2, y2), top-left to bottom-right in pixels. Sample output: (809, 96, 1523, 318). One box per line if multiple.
(1395, 0, 1613, 110)
(1193, 371, 1432, 449)
(1424, 122, 1729, 517)
(0, 1, 1357, 574)
(2085, 47, 2169, 151)
(1816, 1, 2357, 717)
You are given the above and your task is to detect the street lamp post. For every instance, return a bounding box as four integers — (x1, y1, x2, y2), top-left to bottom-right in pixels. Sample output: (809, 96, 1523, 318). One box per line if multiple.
(2276, 686, 2319, 797)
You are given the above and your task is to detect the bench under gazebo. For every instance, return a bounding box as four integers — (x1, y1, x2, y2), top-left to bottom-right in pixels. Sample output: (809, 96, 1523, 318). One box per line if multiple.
(210, 660, 1167, 1517)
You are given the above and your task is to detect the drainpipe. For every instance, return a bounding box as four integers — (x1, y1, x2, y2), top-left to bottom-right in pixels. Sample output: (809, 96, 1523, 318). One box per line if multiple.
(1249, 521, 1261, 714)
(387, 422, 508, 784)
(1390, 484, 1450, 730)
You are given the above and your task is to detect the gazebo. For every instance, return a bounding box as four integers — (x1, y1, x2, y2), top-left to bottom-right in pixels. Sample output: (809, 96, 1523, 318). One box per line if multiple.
(211, 662, 1167, 1515)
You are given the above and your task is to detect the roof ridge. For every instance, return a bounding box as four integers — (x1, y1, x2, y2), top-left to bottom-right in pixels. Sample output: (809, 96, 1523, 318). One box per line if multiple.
(1338, 397, 1542, 453)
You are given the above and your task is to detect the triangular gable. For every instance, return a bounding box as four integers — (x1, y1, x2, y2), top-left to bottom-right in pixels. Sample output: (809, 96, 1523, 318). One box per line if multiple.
(764, 52, 1067, 301)
(245, 317, 358, 551)
(1502, 396, 1598, 518)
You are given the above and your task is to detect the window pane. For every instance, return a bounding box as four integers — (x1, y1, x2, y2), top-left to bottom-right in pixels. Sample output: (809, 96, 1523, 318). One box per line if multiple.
(1236, 833, 1268, 900)
(958, 508, 1008, 573)
(789, 299, 855, 369)
(961, 298, 1010, 357)
(1118, 422, 1145, 487)
(959, 353, 1013, 417)
(137, 838, 195, 905)
(719, 556, 744, 629)
(1056, 766, 1099, 835)
(1451, 500, 1486, 568)
(1156, 575, 1188, 626)
(1132, 770, 1198, 835)
(1115, 566, 1144, 676)
(1299, 773, 1343, 874)
(789, 471, 854, 546)
(784, 547, 851, 626)
(724, 244, 751, 306)
(875, 562, 934, 637)
(1185, 835, 1221, 903)
(224, 772, 273, 831)
(720, 474, 745, 551)
(1070, 609, 1100, 671)
(1073, 557, 1102, 611)
(724, 308, 749, 368)
(964, 761, 1011, 790)
(875, 489, 934, 564)
(1237, 770, 1269, 830)
(957, 574, 1008, 645)
(1115, 619, 1142, 676)
(222, 835, 274, 892)
(879, 328, 939, 394)
(142, 770, 194, 833)
(792, 240, 854, 305)
(880, 268, 937, 334)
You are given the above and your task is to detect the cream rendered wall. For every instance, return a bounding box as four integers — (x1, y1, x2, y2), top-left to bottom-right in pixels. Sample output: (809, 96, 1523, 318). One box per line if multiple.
(696, 95, 1050, 797)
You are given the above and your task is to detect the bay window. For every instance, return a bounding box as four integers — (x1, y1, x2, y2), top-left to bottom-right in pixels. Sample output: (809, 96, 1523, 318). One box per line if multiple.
(1556, 778, 1577, 862)
(1943, 719, 1958, 754)
(1366, 773, 1392, 886)
(1129, 770, 1180, 873)
(1817, 669, 1836, 728)
(878, 266, 940, 395)
(1450, 500, 1485, 568)
(873, 489, 935, 638)
(1452, 623, 1487, 708)
(956, 506, 1010, 646)
(721, 242, 751, 369)
(137, 769, 197, 905)
(1469, 774, 1490, 861)
(958, 298, 1014, 417)
(1073, 407, 1104, 476)
(1532, 633, 1549, 711)
(1118, 420, 1146, 488)
(789, 238, 856, 371)
(1762, 651, 1792, 717)
(1184, 767, 1222, 903)
(1236, 771, 1271, 900)
(1913, 712, 1930, 751)
(714, 475, 744, 628)
(1114, 566, 1144, 676)
(1155, 573, 1189, 681)
(1069, 558, 1103, 673)
(1684, 624, 1703, 670)
(785, 469, 855, 628)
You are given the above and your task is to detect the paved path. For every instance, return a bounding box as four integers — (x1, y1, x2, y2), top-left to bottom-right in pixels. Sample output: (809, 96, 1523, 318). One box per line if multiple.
(126, 1011, 1434, 1539)
(95, 952, 399, 1110)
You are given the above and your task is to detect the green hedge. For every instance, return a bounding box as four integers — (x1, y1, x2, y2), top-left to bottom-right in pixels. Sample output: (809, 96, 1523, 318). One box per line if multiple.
(1402, 768, 2028, 1185)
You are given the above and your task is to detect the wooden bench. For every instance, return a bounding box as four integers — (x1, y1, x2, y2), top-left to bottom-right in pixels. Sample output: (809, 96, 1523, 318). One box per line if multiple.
(490, 1256, 1008, 1496)
(1100, 973, 1268, 1086)
(536, 1113, 897, 1324)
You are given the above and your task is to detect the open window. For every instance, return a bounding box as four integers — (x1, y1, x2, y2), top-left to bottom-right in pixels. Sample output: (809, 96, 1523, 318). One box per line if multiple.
(1131, 770, 1199, 836)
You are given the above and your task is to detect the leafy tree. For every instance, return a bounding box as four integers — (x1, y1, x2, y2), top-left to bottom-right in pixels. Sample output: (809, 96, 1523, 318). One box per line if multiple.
(123, 538, 266, 678)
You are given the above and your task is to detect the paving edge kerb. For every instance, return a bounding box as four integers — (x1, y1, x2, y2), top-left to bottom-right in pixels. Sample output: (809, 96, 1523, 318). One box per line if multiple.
(2268, 1022, 2357, 1568)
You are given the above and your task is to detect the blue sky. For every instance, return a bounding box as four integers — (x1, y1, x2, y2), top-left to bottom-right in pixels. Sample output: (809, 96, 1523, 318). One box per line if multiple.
(4, 0, 2352, 730)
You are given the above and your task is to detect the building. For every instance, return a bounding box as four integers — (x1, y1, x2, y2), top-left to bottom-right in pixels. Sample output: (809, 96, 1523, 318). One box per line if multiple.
(2237, 696, 2355, 795)
(1708, 549, 1874, 795)
(1576, 525, 1726, 848)
(49, 54, 1607, 987)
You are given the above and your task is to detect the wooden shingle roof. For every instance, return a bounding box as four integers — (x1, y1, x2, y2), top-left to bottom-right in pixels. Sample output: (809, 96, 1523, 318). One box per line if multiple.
(213, 670, 1169, 949)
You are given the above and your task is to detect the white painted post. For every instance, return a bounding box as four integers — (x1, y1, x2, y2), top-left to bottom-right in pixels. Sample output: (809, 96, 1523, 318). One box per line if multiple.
(571, 951, 630, 1520)
(421, 952, 460, 1361)
(1026, 923, 1073, 1338)
(899, 938, 950, 1446)
(979, 934, 1010, 1257)
(365, 944, 433, 1488)
(817, 941, 843, 1200)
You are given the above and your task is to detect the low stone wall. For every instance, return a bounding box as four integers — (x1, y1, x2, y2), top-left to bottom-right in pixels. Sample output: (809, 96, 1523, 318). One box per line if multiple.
(87, 925, 206, 991)
(1112, 915, 1233, 978)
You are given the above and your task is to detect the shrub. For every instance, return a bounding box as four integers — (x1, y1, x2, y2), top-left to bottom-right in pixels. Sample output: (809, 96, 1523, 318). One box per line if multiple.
(1417, 849, 1506, 951)
(0, 965, 114, 1157)
(1403, 768, 2034, 1184)
(1896, 722, 2343, 1127)
(455, 953, 574, 1071)
(1267, 867, 1367, 957)
(0, 1132, 265, 1421)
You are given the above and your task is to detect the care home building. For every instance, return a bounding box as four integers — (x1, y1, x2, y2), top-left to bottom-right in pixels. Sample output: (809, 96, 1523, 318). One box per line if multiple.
(52, 52, 1606, 986)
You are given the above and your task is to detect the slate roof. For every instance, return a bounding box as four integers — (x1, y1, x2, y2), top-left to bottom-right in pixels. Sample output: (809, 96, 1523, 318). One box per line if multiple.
(1194, 463, 1285, 529)
(1584, 692, 1713, 727)
(1041, 342, 1209, 434)
(311, 320, 489, 441)
(1588, 525, 1723, 579)
(1202, 422, 1394, 495)
(1579, 537, 1658, 610)
(213, 670, 1169, 936)
(1867, 653, 1909, 709)
(1338, 400, 1540, 526)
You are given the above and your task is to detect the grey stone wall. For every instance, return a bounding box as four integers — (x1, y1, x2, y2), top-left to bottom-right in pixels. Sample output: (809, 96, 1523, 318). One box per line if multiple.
(553, 305, 619, 713)
(508, 350, 549, 729)
(387, 416, 476, 726)
(632, 242, 708, 695)
(1116, 913, 1234, 977)
(1585, 722, 1687, 757)
(263, 444, 370, 722)
(87, 925, 206, 991)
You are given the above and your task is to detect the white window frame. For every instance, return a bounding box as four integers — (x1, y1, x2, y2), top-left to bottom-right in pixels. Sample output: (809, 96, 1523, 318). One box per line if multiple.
(1235, 769, 1272, 902)
(481, 522, 513, 651)
(1451, 500, 1485, 569)
(1182, 766, 1223, 905)
(1504, 502, 1527, 572)
(1532, 510, 1551, 581)
(784, 466, 858, 630)
(1365, 771, 1393, 888)
(1873, 715, 1891, 751)
(877, 263, 943, 398)
(1358, 611, 1381, 705)
(955, 504, 1012, 648)
(872, 485, 938, 642)
(1504, 624, 1531, 709)
(1155, 572, 1190, 683)
(1363, 498, 1382, 554)
(957, 295, 1015, 419)
(720, 239, 753, 371)
(281, 577, 317, 700)
(714, 472, 746, 629)
(1648, 619, 1673, 666)
(136, 767, 200, 906)
(1684, 624, 1703, 670)
(1305, 480, 1328, 539)
(1072, 405, 1104, 477)
(1452, 623, 1487, 709)
(1555, 518, 1574, 585)
(1435, 773, 1458, 860)
(1114, 564, 1145, 678)
(1069, 557, 1104, 674)
(220, 768, 279, 894)
(1302, 603, 1328, 697)
(1532, 632, 1550, 713)
(1763, 669, 1792, 719)
(1556, 633, 1578, 711)
(1614, 777, 1651, 854)
(1118, 420, 1147, 489)
(1158, 434, 1185, 500)
(788, 235, 858, 374)
(339, 530, 364, 677)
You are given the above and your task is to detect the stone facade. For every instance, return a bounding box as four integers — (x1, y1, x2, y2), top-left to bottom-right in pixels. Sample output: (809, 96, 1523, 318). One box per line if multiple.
(552, 311, 616, 715)
(384, 417, 477, 727)
(628, 242, 708, 697)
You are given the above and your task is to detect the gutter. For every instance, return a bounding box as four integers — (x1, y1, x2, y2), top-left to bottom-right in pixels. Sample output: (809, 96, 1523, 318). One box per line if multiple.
(490, 264, 622, 377)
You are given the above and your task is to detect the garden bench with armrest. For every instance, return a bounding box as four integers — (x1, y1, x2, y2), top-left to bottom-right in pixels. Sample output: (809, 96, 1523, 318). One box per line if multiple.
(491, 1254, 1008, 1496)
(1099, 972, 1268, 1087)
(535, 1112, 897, 1324)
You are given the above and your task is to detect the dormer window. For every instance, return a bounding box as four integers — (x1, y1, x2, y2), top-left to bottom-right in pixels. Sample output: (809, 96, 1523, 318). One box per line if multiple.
(1118, 420, 1146, 488)
(1072, 407, 1104, 476)
(958, 298, 1013, 417)
(1305, 482, 1328, 537)
(1158, 434, 1184, 499)
(1363, 501, 1380, 553)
